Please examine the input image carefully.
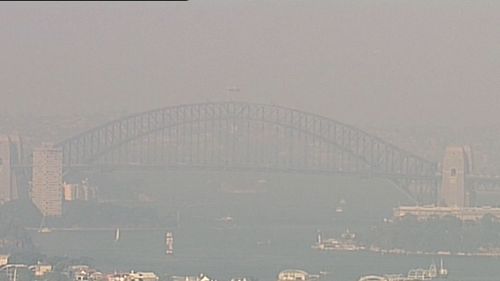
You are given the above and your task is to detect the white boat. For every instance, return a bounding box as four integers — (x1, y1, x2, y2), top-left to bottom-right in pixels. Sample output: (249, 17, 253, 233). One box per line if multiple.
(166, 232, 174, 255)
(358, 276, 387, 281)
(313, 230, 364, 251)
(336, 198, 346, 213)
(114, 228, 120, 242)
(37, 216, 51, 233)
(217, 216, 234, 223)
(38, 227, 52, 233)
(438, 259, 448, 278)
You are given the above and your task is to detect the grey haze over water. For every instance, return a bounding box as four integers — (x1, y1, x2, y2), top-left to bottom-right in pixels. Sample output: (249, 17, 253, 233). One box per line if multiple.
(0, 1, 499, 129)
(1, 2, 500, 281)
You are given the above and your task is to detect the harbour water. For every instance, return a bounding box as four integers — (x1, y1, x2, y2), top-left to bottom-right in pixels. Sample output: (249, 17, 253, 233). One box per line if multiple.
(31, 225, 500, 281)
(31, 171, 500, 281)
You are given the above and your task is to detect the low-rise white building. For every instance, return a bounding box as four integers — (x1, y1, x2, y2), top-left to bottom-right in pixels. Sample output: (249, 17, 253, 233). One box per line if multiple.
(29, 263, 52, 277)
(128, 272, 159, 281)
(0, 255, 9, 266)
(394, 206, 500, 221)
(108, 271, 159, 281)
(170, 274, 216, 281)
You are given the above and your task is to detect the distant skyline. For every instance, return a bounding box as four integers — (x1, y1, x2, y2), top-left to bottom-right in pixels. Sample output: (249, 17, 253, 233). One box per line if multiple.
(0, 1, 499, 128)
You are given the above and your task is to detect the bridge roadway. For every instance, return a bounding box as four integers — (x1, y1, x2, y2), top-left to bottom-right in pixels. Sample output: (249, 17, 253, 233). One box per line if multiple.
(13, 163, 500, 189)
(56, 102, 437, 177)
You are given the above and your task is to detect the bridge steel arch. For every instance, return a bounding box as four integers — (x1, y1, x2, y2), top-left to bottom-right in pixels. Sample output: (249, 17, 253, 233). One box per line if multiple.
(56, 102, 437, 183)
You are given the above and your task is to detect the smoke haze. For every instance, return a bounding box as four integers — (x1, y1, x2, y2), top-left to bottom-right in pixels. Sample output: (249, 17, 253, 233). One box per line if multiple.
(0, 1, 499, 128)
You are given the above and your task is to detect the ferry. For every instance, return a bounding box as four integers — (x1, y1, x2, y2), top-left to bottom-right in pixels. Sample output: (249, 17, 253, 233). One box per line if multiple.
(165, 232, 174, 255)
(38, 227, 52, 233)
(312, 229, 365, 251)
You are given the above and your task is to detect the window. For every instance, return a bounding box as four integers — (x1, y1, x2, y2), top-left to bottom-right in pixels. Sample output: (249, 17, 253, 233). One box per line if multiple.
(451, 168, 457, 177)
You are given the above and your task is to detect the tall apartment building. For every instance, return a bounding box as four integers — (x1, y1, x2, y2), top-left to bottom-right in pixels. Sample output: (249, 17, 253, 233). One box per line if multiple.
(0, 134, 23, 203)
(32, 144, 63, 217)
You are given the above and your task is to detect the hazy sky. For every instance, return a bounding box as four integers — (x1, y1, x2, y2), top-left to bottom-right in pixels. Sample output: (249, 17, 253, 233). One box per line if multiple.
(0, 1, 499, 128)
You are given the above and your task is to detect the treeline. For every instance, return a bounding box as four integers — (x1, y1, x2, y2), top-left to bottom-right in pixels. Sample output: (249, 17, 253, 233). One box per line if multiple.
(361, 214, 500, 253)
(0, 207, 39, 264)
(0, 199, 176, 229)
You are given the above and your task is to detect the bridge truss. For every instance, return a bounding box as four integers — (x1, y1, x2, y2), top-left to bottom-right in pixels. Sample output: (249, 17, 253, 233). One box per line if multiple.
(56, 102, 439, 202)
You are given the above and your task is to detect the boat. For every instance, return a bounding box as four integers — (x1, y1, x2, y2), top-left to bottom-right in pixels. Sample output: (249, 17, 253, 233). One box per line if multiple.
(407, 261, 449, 281)
(312, 229, 365, 251)
(257, 240, 271, 246)
(37, 216, 51, 233)
(358, 276, 388, 281)
(217, 216, 234, 223)
(341, 228, 356, 240)
(438, 259, 448, 278)
(166, 232, 174, 255)
(38, 227, 52, 233)
(336, 198, 346, 213)
(114, 228, 120, 242)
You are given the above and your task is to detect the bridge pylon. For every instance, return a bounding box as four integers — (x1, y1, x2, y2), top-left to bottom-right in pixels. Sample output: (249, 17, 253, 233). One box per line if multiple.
(439, 145, 473, 207)
(0, 134, 24, 203)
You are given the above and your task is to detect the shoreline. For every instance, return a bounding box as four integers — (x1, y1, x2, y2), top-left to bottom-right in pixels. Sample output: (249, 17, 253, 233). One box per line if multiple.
(314, 246, 500, 258)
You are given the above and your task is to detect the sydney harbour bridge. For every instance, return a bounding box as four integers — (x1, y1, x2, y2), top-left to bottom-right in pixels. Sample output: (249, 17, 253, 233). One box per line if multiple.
(12, 101, 500, 204)
(53, 101, 442, 202)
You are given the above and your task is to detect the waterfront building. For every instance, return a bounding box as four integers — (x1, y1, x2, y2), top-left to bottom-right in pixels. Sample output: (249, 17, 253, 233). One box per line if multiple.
(107, 273, 129, 281)
(31, 144, 63, 217)
(0, 255, 9, 266)
(170, 274, 216, 281)
(107, 271, 159, 281)
(394, 205, 500, 221)
(29, 263, 53, 277)
(63, 179, 97, 201)
(127, 272, 159, 281)
(69, 265, 102, 281)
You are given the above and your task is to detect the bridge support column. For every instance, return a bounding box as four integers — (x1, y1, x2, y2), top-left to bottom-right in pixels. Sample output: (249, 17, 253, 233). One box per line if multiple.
(395, 178, 438, 205)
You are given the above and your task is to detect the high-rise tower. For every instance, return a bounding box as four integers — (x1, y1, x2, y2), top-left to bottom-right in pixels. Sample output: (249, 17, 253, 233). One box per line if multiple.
(31, 144, 63, 217)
